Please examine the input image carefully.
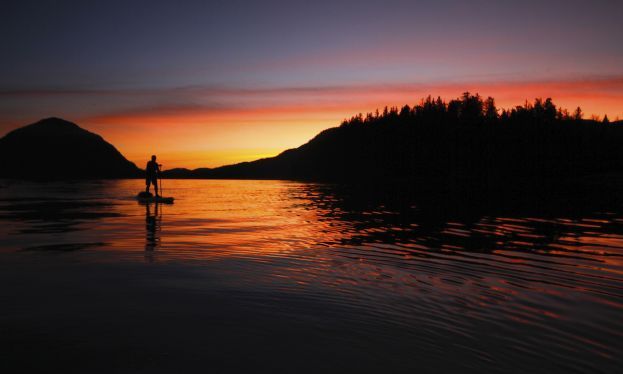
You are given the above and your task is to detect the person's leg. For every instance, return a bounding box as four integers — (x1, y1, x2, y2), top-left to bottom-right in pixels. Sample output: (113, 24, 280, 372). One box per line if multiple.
(145, 178, 150, 193)
(154, 177, 159, 197)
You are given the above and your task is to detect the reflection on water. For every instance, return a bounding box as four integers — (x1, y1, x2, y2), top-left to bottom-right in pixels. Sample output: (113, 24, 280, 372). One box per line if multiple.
(1, 179, 622, 373)
(144, 202, 161, 251)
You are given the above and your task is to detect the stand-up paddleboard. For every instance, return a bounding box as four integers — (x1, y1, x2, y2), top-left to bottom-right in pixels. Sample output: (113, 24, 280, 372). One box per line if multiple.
(136, 192, 174, 204)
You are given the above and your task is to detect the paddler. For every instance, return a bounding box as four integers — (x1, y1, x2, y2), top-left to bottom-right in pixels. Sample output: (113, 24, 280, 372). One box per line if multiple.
(145, 155, 161, 197)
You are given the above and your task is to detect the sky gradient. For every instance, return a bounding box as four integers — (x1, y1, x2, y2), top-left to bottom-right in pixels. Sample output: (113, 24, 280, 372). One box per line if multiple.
(1, 0, 622, 168)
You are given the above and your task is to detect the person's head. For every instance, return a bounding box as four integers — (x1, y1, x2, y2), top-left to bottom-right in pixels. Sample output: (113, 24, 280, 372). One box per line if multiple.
(151, 155, 156, 161)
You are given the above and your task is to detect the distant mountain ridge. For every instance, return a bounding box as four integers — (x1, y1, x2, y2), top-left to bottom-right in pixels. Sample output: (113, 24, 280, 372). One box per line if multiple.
(2, 97, 622, 184)
(161, 96, 623, 187)
(0, 117, 141, 179)
(164, 128, 623, 185)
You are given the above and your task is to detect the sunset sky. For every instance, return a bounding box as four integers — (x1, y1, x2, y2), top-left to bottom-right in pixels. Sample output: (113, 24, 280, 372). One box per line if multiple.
(1, 0, 622, 168)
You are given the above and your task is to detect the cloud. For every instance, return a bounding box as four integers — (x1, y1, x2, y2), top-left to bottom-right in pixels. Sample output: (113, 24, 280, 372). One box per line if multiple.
(63, 75, 622, 123)
(2, 74, 622, 103)
(2, 75, 622, 131)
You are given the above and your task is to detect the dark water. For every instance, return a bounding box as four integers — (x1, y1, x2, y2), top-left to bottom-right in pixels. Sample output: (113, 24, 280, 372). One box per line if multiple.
(1, 180, 622, 373)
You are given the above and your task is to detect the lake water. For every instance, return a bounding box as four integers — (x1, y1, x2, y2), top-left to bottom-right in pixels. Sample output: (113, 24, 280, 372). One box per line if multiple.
(1, 179, 622, 373)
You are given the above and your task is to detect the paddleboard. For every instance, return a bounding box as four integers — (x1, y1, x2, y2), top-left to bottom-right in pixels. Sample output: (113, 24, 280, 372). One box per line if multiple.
(136, 192, 174, 204)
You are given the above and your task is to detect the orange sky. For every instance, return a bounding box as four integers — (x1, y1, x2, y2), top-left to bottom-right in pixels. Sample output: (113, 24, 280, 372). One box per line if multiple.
(81, 77, 623, 169)
(1, 77, 622, 169)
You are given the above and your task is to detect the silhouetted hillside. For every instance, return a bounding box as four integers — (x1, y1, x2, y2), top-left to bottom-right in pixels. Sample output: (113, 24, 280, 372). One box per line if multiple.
(0, 118, 141, 179)
(163, 94, 623, 189)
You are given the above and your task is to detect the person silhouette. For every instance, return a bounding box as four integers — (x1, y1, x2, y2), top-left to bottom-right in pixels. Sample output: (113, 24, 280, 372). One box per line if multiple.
(145, 155, 161, 197)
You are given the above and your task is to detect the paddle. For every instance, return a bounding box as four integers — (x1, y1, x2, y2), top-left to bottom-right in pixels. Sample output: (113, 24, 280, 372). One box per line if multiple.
(159, 164, 163, 197)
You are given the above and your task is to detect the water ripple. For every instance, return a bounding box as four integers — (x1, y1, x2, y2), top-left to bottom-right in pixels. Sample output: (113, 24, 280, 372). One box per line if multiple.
(1, 179, 622, 372)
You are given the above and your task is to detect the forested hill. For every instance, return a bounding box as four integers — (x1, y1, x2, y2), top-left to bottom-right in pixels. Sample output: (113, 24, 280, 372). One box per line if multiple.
(163, 93, 623, 187)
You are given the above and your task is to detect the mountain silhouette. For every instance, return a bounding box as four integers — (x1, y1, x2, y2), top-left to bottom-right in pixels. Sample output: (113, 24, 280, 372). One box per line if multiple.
(161, 95, 623, 190)
(0, 117, 141, 179)
(3, 96, 622, 186)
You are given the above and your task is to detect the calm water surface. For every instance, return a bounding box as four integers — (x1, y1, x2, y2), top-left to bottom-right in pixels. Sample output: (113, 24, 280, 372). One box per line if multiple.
(1, 179, 622, 373)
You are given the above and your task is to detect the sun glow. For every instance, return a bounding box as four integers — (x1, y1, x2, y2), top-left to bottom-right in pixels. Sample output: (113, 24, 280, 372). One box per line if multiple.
(1, 77, 622, 169)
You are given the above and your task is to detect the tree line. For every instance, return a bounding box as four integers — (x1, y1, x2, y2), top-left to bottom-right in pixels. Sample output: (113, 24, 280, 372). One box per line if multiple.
(340, 92, 614, 129)
(188, 93, 623, 190)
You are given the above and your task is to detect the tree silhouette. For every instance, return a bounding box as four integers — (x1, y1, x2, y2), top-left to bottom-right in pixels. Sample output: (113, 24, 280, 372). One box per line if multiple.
(484, 96, 498, 123)
(544, 98, 556, 122)
(459, 92, 484, 126)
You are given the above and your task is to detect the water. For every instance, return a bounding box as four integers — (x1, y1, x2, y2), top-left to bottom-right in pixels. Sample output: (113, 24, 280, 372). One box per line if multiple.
(1, 179, 622, 373)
